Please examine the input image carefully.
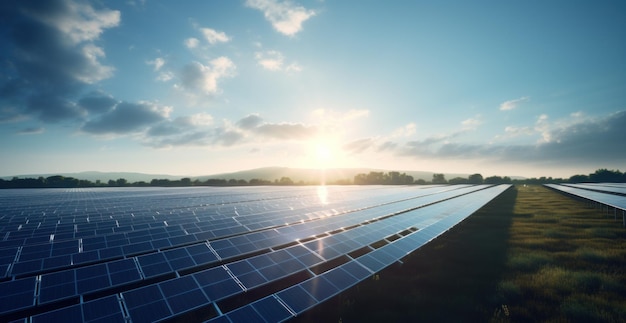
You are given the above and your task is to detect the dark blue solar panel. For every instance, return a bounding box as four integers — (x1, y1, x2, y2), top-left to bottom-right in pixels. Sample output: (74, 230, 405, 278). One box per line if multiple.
(202, 277, 243, 301)
(249, 296, 293, 322)
(82, 295, 123, 323)
(159, 275, 199, 297)
(127, 299, 171, 323)
(169, 256, 196, 270)
(123, 284, 163, 309)
(237, 270, 267, 289)
(137, 252, 166, 266)
(39, 282, 76, 303)
(259, 264, 290, 281)
(226, 303, 265, 322)
(77, 275, 111, 294)
(141, 261, 172, 277)
(31, 303, 82, 323)
(0, 289, 35, 315)
(323, 266, 358, 290)
(276, 285, 317, 314)
(300, 276, 340, 302)
(109, 269, 141, 285)
(166, 289, 209, 314)
(193, 266, 231, 286)
(341, 260, 372, 280)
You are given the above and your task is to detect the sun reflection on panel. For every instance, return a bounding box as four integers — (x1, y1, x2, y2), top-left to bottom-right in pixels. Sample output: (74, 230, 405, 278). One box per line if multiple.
(317, 185, 329, 205)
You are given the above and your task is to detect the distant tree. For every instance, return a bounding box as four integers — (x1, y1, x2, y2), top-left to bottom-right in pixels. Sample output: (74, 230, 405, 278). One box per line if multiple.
(108, 179, 116, 186)
(180, 178, 192, 186)
(249, 178, 270, 185)
(568, 174, 589, 183)
(367, 172, 386, 184)
(414, 179, 427, 185)
(468, 173, 484, 184)
(279, 177, 294, 185)
(589, 169, 622, 183)
(432, 173, 447, 184)
(116, 178, 127, 186)
(353, 173, 368, 185)
(484, 175, 512, 184)
(448, 177, 468, 184)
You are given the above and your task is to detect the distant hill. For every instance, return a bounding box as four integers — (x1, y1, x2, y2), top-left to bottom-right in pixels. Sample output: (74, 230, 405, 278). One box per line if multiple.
(4, 167, 522, 184)
(195, 167, 472, 183)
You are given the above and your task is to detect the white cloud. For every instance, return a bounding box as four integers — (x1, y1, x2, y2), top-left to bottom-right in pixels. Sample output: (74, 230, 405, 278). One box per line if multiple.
(77, 43, 115, 83)
(461, 116, 482, 130)
(29, 0, 121, 44)
(255, 50, 284, 71)
(285, 63, 302, 72)
(499, 96, 529, 111)
(147, 57, 165, 71)
(200, 28, 230, 44)
(156, 71, 174, 82)
(184, 37, 199, 49)
(245, 0, 316, 36)
(255, 50, 302, 72)
(392, 123, 416, 138)
(535, 114, 551, 142)
(179, 57, 236, 94)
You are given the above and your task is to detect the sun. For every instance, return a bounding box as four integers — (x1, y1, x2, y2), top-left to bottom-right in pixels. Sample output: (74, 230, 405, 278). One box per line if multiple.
(308, 137, 341, 170)
(315, 144, 333, 165)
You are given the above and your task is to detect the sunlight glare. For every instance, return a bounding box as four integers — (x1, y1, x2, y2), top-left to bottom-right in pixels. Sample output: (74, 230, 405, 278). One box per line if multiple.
(317, 185, 329, 205)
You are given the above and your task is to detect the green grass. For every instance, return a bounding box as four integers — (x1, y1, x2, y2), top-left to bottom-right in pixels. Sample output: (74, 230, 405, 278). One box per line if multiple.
(292, 185, 626, 322)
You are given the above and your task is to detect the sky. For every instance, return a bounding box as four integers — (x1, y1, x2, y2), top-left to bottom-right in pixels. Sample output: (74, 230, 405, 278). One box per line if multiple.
(1, 0, 625, 179)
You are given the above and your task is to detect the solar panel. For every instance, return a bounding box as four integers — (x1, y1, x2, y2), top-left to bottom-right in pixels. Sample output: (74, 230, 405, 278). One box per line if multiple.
(0, 184, 510, 322)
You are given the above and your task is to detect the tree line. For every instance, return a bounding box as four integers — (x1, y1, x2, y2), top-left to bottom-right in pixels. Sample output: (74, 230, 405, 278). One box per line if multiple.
(1, 168, 624, 189)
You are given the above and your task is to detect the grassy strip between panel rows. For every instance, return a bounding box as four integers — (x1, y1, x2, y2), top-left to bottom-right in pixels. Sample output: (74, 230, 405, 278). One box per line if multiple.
(292, 185, 626, 322)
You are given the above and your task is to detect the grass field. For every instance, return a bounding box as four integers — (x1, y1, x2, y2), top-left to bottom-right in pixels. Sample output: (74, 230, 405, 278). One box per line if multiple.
(293, 185, 626, 322)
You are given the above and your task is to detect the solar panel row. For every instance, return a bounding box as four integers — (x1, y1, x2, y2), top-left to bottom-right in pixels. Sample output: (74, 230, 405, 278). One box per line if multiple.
(0, 184, 510, 322)
(2, 185, 471, 280)
(561, 183, 626, 196)
(545, 184, 626, 211)
(545, 183, 626, 227)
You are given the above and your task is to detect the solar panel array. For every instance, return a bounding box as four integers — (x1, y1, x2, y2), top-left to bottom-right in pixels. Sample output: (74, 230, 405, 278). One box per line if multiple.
(545, 184, 626, 210)
(545, 183, 626, 227)
(1, 184, 510, 322)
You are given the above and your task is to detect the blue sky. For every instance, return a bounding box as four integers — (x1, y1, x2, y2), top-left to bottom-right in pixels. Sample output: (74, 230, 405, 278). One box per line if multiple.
(1, 0, 625, 178)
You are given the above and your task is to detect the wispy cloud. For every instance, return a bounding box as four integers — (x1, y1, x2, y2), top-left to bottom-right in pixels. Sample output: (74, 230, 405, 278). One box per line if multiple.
(245, 0, 316, 36)
(461, 115, 482, 130)
(199, 28, 230, 44)
(255, 50, 302, 72)
(255, 50, 284, 71)
(499, 96, 529, 111)
(178, 57, 236, 95)
(143, 113, 317, 148)
(184, 37, 199, 49)
(384, 110, 626, 170)
(17, 127, 45, 135)
(147, 57, 165, 71)
(81, 101, 171, 135)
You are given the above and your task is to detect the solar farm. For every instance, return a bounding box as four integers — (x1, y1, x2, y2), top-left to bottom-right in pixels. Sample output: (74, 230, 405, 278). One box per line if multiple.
(2, 182, 623, 322)
(0, 184, 516, 322)
(0, 185, 510, 322)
